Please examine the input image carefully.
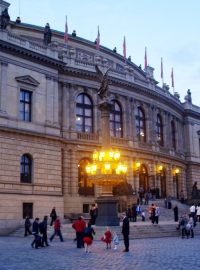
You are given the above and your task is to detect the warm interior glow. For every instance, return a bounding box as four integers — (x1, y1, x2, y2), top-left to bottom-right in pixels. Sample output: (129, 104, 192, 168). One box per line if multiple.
(158, 165, 163, 171)
(136, 161, 141, 168)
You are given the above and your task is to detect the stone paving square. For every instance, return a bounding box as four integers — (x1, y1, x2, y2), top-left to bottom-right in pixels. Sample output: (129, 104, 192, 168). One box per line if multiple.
(0, 236, 200, 270)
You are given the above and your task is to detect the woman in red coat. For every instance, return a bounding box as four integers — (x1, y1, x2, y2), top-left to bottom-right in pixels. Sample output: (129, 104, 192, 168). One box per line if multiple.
(101, 227, 112, 249)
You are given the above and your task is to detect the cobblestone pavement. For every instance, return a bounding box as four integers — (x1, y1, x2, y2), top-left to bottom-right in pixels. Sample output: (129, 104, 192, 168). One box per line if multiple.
(0, 236, 200, 270)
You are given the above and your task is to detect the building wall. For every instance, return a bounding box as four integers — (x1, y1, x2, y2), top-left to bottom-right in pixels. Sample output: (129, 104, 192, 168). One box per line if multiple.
(1, 9, 200, 230)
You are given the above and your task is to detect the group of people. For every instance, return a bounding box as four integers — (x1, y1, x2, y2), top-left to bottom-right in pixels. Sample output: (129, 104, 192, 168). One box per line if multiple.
(71, 213, 129, 253)
(24, 207, 64, 249)
(149, 204, 160, 224)
(126, 204, 146, 222)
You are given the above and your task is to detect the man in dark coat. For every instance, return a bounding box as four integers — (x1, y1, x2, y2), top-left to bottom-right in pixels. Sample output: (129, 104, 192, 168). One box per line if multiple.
(31, 217, 42, 248)
(122, 213, 130, 252)
(40, 216, 49, 247)
(50, 207, 57, 226)
(24, 216, 32, 236)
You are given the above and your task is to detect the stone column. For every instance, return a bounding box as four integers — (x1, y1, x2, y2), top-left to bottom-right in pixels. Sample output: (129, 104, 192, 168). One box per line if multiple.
(62, 83, 69, 130)
(53, 78, 59, 125)
(68, 84, 77, 138)
(0, 62, 8, 114)
(45, 75, 54, 124)
(69, 148, 78, 195)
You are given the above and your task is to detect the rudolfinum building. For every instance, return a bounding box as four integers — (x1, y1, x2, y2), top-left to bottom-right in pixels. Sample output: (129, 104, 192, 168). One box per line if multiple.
(0, 1, 200, 233)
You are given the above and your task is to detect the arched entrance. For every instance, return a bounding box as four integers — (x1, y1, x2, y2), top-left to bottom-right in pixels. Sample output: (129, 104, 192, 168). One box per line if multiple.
(139, 164, 149, 192)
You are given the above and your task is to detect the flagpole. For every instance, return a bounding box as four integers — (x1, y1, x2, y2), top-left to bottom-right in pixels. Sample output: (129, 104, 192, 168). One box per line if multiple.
(171, 68, 175, 94)
(161, 57, 164, 86)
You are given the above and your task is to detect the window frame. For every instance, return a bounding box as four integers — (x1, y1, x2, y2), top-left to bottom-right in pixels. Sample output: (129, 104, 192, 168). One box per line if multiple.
(110, 100, 123, 138)
(76, 93, 93, 133)
(20, 154, 32, 183)
(135, 107, 146, 142)
(156, 114, 164, 146)
(19, 89, 32, 122)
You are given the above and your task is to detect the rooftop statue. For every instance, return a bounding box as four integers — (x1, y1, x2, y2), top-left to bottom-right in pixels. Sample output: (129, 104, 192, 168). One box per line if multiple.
(0, 8, 10, 29)
(95, 65, 110, 99)
(43, 23, 52, 46)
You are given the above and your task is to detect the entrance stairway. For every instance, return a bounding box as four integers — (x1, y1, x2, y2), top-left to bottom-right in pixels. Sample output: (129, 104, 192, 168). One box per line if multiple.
(10, 199, 200, 239)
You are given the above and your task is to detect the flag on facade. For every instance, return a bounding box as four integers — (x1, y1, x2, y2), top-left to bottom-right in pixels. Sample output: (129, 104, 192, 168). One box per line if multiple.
(171, 68, 174, 88)
(96, 26, 100, 50)
(123, 36, 126, 63)
(144, 47, 147, 69)
(64, 16, 68, 44)
(161, 57, 163, 80)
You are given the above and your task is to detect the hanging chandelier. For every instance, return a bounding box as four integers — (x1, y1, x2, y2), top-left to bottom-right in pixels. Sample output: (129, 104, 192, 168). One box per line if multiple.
(86, 149, 127, 186)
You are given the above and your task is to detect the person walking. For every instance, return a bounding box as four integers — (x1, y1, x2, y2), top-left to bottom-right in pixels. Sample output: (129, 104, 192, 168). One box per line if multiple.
(50, 207, 57, 226)
(72, 216, 86, 248)
(173, 205, 179, 222)
(40, 216, 49, 247)
(83, 222, 95, 253)
(121, 213, 129, 252)
(24, 216, 32, 237)
(31, 217, 42, 248)
(49, 216, 64, 242)
(190, 203, 196, 227)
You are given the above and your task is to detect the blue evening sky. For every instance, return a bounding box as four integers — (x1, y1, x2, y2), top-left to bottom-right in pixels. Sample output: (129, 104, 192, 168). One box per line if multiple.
(8, 0, 200, 105)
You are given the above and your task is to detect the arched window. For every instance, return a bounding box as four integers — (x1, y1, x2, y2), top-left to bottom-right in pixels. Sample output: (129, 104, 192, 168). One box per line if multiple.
(20, 154, 32, 183)
(78, 158, 94, 196)
(171, 120, 176, 150)
(110, 100, 123, 137)
(76, 93, 93, 133)
(136, 107, 146, 142)
(156, 114, 164, 146)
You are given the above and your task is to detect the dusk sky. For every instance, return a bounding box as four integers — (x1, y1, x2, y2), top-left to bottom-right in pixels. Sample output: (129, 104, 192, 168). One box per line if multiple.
(8, 0, 200, 105)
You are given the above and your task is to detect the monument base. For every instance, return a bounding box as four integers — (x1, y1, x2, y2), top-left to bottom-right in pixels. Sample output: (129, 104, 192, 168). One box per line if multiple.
(95, 196, 119, 226)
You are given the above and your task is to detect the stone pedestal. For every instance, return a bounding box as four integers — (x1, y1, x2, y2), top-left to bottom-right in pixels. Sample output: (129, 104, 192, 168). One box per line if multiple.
(95, 196, 119, 226)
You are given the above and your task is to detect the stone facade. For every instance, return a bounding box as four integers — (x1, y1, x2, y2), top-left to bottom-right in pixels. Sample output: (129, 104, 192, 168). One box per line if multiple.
(0, 1, 200, 232)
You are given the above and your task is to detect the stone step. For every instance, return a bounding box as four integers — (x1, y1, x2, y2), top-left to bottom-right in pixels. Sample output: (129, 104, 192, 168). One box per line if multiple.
(10, 222, 200, 240)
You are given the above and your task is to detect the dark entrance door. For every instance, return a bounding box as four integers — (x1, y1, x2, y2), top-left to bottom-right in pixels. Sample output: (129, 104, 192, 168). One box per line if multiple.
(23, 202, 33, 219)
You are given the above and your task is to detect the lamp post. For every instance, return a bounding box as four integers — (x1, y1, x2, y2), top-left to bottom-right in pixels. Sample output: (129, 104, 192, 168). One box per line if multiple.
(86, 66, 128, 226)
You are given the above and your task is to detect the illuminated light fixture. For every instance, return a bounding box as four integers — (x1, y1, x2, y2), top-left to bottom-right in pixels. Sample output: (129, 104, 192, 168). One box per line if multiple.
(86, 149, 127, 186)
(158, 165, 163, 171)
(140, 131, 144, 137)
(136, 161, 141, 169)
(175, 168, 180, 174)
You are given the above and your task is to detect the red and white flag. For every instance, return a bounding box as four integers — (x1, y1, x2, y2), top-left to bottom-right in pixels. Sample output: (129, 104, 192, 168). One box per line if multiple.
(144, 47, 147, 69)
(123, 36, 126, 62)
(171, 68, 174, 88)
(64, 16, 68, 44)
(161, 57, 163, 80)
(96, 26, 100, 50)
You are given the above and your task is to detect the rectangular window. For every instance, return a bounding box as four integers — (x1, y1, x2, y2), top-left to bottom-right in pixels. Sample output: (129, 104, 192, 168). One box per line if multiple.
(23, 203, 33, 219)
(20, 90, 32, 122)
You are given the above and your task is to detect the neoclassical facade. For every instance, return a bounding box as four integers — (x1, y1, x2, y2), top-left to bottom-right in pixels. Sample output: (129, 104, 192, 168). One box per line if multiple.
(1, 1, 200, 231)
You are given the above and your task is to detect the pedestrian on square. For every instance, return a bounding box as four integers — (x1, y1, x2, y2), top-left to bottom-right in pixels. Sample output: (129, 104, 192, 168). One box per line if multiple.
(196, 203, 200, 222)
(121, 213, 129, 252)
(49, 216, 64, 242)
(112, 231, 119, 250)
(155, 205, 160, 224)
(101, 226, 112, 249)
(83, 222, 95, 253)
(190, 203, 196, 227)
(173, 205, 179, 222)
(50, 207, 57, 226)
(72, 216, 86, 248)
(90, 203, 98, 225)
(40, 216, 49, 247)
(24, 216, 32, 237)
(31, 217, 42, 248)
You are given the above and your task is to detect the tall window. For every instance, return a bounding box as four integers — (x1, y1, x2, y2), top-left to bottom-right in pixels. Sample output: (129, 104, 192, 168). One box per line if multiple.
(76, 94, 93, 133)
(156, 114, 164, 146)
(136, 107, 146, 142)
(20, 90, 32, 122)
(78, 158, 94, 196)
(20, 154, 32, 183)
(171, 120, 176, 150)
(110, 100, 123, 137)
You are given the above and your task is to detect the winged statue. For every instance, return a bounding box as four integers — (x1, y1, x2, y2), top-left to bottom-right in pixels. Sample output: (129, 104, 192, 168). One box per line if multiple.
(95, 65, 110, 99)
